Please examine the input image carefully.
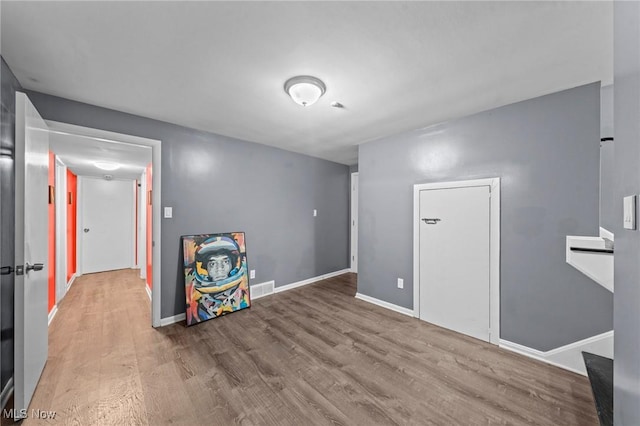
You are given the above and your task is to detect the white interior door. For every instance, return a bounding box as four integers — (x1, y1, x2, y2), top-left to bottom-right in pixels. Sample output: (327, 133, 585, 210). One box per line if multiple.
(80, 177, 134, 274)
(419, 185, 491, 342)
(14, 92, 49, 419)
(351, 172, 358, 273)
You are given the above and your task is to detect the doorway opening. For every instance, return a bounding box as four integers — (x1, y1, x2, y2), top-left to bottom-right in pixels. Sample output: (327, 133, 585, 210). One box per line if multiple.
(412, 178, 500, 345)
(47, 121, 162, 328)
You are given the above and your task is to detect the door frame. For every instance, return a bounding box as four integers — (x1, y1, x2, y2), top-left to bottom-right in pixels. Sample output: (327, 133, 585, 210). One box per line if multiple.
(412, 177, 500, 345)
(139, 170, 147, 280)
(350, 172, 359, 273)
(54, 157, 68, 306)
(45, 121, 162, 328)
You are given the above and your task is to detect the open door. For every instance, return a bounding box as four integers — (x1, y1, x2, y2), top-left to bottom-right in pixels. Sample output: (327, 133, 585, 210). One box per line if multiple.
(14, 92, 49, 418)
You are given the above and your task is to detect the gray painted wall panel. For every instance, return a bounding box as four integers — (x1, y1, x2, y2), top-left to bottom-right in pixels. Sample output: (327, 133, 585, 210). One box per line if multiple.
(358, 83, 612, 351)
(613, 2, 640, 424)
(24, 91, 349, 318)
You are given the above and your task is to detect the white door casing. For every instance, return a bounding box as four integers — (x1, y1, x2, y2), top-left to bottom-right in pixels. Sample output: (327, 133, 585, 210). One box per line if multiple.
(55, 158, 67, 304)
(413, 178, 500, 345)
(46, 121, 162, 328)
(79, 176, 135, 274)
(139, 171, 147, 280)
(14, 92, 49, 418)
(351, 172, 359, 273)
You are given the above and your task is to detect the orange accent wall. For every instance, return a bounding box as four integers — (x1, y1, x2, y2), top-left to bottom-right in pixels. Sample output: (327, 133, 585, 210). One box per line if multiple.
(146, 164, 152, 289)
(66, 170, 77, 282)
(48, 152, 55, 313)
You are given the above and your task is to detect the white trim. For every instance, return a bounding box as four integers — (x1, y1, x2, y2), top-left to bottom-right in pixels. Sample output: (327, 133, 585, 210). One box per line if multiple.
(160, 313, 186, 327)
(47, 306, 58, 326)
(54, 159, 68, 305)
(274, 269, 351, 293)
(138, 171, 147, 280)
(350, 172, 359, 273)
(599, 227, 614, 241)
(131, 180, 137, 268)
(500, 330, 614, 376)
(355, 293, 413, 316)
(76, 177, 83, 276)
(45, 121, 162, 328)
(413, 177, 501, 345)
(145, 285, 152, 301)
(0, 377, 13, 410)
(66, 273, 77, 291)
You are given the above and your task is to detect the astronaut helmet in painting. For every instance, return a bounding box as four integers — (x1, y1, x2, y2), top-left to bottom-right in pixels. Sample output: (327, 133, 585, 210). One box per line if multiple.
(194, 236, 242, 287)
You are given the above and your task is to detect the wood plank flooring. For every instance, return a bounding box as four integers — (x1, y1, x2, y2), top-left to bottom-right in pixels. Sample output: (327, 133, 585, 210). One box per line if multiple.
(15, 270, 597, 425)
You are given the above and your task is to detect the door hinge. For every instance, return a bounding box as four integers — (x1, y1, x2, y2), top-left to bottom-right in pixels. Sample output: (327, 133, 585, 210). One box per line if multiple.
(15, 265, 24, 276)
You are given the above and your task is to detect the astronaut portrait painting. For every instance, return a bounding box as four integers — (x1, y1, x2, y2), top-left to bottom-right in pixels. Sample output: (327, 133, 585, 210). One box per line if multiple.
(181, 232, 251, 326)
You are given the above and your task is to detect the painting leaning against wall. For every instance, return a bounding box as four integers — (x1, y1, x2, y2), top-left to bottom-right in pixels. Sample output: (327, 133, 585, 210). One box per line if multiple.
(182, 232, 251, 326)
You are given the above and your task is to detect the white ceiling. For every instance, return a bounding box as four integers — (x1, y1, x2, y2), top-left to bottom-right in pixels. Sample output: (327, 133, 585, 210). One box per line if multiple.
(1, 1, 612, 165)
(49, 131, 151, 180)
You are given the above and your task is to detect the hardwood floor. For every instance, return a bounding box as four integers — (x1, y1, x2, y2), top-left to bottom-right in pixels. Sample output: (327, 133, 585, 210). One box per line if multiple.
(17, 270, 597, 425)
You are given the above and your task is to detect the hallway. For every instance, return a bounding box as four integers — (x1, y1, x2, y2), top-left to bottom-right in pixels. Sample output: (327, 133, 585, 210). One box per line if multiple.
(25, 270, 151, 424)
(20, 271, 598, 425)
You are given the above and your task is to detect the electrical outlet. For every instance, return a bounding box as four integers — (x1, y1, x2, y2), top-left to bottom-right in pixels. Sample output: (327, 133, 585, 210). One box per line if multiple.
(250, 270, 256, 279)
(397, 278, 404, 289)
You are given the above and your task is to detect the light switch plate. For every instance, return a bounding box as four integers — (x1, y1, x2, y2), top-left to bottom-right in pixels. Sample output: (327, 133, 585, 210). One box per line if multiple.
(250, 270, 256, 279)
(397, 278, 404, 289)
(313, 209, 317, 217)
(623, 195, 636, 230)
(164, 206, 173, 219)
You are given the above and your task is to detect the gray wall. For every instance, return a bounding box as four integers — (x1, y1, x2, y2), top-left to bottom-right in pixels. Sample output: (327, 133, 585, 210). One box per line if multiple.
(0, 56, 19, 396)
(601, 85, 614, 139)
(600, 85, 615, 232)
(358, 83, 612, 351)
(25, 91, 350, 319)
(613, 2, 640, 424)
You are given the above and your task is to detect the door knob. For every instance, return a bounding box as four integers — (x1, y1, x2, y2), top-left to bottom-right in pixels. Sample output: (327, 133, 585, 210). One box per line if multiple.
(84, 228, 90, 233)
(422, 218, 441, 225)
(25, 263, 44, 272)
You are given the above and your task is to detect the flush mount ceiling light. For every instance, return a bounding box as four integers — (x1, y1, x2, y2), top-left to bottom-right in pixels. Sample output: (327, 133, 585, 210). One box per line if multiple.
(284, 76, 326, 107)
(94, 161, 121, 171)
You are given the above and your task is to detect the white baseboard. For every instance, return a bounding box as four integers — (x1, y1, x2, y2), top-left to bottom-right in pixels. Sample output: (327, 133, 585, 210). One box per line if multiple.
(354, 293, 414, 317)
(0, 377, 13, 410)
(48, 305, 58, 326)
(66, 273, 77, 291)
(274, 268, 351, 293)
(160, 269, 351, 327)
(160, 313, 186, 327)
(500, 330, 614, 376)
(145, 285, 152, 301)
